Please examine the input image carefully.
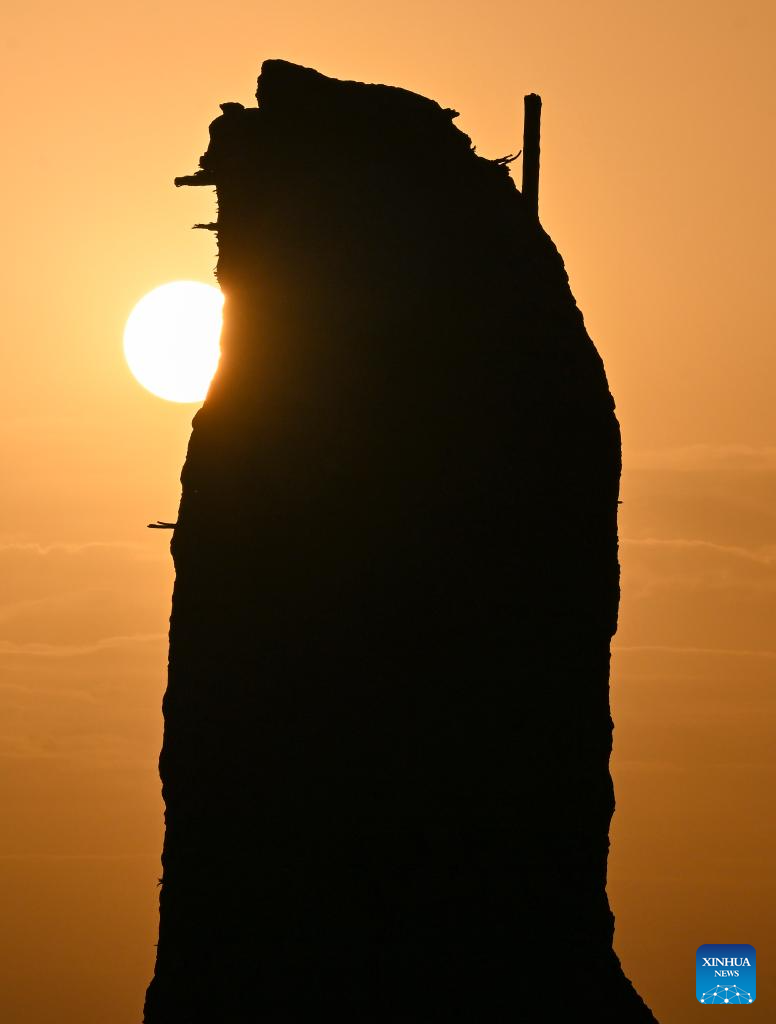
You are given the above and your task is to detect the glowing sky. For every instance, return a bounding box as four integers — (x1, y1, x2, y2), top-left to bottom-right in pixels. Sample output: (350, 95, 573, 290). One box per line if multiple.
(1, 3, 774, 1021)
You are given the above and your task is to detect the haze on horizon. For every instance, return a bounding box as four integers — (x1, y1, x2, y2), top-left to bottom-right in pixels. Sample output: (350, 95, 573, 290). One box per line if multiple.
(1, 2, 774, 1021)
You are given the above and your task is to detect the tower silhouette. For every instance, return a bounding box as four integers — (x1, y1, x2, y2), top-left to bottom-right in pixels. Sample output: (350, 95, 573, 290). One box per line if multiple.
(144, 59, 657, 1023)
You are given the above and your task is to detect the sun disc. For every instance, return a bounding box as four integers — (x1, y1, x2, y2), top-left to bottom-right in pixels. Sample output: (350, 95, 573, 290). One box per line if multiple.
(124, 281, 224, 402)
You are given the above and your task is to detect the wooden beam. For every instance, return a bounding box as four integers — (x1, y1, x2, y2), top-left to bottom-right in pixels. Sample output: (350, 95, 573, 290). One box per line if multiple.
(522, 93, 542, 221)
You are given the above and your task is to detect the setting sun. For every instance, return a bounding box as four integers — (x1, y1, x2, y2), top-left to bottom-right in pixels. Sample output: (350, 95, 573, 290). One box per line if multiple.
(123, 281, 223, 402)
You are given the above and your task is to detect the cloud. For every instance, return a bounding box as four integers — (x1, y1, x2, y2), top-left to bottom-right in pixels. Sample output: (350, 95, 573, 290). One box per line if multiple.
(619, 444, 776, 555)
(0, 633, 164, 659)
(627, 444, 776, 472)
(0, 536, 169, 769)
(613, 643, 776, 661)
(622, 537, 776, 566)
(0, 539, 147, 555)
(619, 535, 776, 614)
(0, 538, 173, 649)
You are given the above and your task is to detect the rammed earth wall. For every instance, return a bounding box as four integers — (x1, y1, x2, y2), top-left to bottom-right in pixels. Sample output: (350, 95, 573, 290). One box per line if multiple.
(144, 60, 658, 1022)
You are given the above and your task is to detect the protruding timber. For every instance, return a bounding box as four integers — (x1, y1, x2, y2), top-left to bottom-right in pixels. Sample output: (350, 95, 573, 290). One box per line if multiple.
(522, 93, 542, 220)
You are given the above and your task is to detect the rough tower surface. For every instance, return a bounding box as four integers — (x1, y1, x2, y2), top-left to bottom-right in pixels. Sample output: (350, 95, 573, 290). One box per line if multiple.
(144, 60, 657, 1022)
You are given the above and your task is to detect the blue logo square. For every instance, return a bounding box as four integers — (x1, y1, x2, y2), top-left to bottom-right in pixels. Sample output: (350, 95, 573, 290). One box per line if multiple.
(697, 944, 756, 1004)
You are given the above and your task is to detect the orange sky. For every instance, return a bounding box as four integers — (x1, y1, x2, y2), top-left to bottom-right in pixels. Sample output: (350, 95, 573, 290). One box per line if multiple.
(1, 3, 774, 1021)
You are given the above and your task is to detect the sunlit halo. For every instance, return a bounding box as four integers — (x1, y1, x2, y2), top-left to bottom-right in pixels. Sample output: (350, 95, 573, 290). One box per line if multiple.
(123, 281, 224, 403)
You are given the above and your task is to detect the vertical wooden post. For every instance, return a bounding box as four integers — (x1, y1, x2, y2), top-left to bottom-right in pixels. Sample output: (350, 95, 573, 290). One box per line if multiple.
(522, 93, 542, 221)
